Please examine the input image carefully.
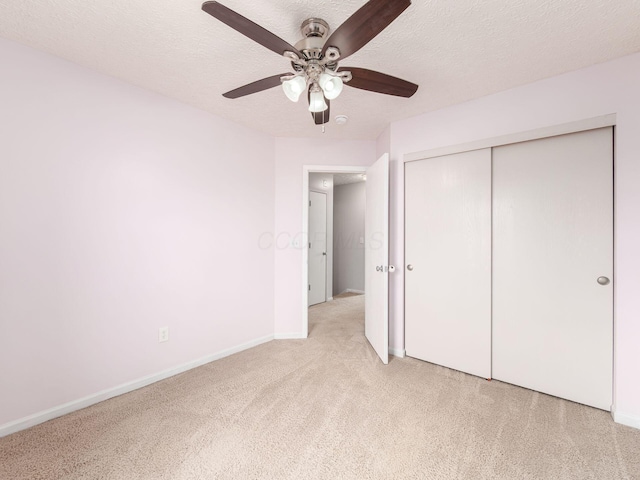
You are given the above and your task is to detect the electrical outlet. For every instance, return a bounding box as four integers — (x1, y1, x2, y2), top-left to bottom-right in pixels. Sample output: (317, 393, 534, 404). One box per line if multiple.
(159, 326, 169, 343)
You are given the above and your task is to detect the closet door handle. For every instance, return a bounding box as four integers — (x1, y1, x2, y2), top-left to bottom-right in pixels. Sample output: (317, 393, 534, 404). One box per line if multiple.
(597, 276, 610, 286)
(407, 264, 414, 271)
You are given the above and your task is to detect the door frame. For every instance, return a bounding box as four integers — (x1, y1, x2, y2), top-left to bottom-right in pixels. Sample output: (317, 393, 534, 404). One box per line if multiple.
(302, 165, 367, 338)
(404, 114, 616, 163)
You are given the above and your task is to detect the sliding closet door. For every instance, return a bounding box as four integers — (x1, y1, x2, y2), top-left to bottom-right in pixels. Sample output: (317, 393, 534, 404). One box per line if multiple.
(493, 128, 613, 410)
(405, 149, 491, 378)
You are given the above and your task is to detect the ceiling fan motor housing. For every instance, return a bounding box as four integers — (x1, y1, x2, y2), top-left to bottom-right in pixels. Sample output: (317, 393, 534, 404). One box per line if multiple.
(295, 18, 330, 61)
(300, 18, 329, 39)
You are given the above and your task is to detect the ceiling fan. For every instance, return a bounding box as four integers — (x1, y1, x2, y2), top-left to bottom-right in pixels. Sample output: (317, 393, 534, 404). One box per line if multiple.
(201, 0, 418, 126)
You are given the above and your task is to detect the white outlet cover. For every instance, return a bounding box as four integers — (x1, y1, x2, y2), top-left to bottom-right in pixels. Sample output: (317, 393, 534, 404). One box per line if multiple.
(159, 326, 169, 343)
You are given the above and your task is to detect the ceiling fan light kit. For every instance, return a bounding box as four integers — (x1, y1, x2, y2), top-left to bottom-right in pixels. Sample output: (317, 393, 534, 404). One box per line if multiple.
(318, 73, 343, 100)
(202, 0, 418, 126)
(282, 75, 306, 102)
(308, 86, 329, 113)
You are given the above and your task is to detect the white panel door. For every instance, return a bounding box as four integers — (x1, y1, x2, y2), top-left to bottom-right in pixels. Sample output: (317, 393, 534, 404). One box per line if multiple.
(493, 127, 613, 410)
(365, 154, 390, 364)
(405, 149, 492, 378)
(308, 191, 327, 306)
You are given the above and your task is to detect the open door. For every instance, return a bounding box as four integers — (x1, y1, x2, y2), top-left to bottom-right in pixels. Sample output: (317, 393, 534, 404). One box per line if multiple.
(308, 191, 327, 306)
(365, 154, 390, 364)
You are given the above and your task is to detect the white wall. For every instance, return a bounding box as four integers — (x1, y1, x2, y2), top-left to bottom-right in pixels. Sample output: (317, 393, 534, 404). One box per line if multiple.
(273, 138, 376, 337)
(0, 39, 275, 428)
(309, 173, 334, 300)
(386, 52, 640, 424)
(333, 182, 366, 295)
(376, 124, 391, 159)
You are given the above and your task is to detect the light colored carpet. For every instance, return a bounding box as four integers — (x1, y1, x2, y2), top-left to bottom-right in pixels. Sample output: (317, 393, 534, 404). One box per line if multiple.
(1, 294, 639, 479)
(333, 291, 361, 298)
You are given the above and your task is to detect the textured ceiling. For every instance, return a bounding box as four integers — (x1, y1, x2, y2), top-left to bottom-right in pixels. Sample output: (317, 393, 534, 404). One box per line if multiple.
(1, 0, 640, 140)
(334, 173, 366, 186)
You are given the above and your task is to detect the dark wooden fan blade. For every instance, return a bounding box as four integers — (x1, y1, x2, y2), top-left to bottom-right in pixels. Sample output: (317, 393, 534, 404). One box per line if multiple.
(341, 67, 418, 97)
(308, 90, 331, 125)
(223, 73, 290, 99)
(202, 2, 302, 58)
(321, 0, 411, 61)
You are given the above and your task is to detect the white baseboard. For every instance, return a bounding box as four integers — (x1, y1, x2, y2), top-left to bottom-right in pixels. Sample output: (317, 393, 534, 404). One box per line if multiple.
(327, 297, 334, 301)
(274, 333, 307, 340)
(344, 289, 365, 295)
(612, 407, 640, 430)
(0, 334, 274, 438)
(389, 347, 406, 358)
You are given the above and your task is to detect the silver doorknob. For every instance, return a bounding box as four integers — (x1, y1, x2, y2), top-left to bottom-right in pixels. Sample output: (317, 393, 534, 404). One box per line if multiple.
(597, 276, 610, 286)
(322, 252, 326, 256)
(407, 265, 414, 271)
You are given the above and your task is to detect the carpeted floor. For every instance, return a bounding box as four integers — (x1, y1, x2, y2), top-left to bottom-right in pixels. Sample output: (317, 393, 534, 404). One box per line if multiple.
(1, 293, 639, 479)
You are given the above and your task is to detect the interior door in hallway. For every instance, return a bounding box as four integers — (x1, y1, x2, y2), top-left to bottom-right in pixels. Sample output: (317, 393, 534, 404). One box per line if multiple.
(405, 148, 492, 378)
(308, 191, 327, 306)
(493, 127, 613, 410)
(365, 154, 390, 364)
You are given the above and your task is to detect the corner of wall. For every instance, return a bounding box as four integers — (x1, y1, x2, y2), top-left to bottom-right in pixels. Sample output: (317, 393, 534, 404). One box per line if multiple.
(376, 124, 392, 159)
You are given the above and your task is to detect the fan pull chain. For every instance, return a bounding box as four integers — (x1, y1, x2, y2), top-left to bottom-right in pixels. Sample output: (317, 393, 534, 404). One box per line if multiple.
(322, 107, 326, 133)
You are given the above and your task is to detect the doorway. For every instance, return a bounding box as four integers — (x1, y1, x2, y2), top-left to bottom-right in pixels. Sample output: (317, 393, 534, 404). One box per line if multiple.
(302, 157, 391, 365)
(302, 166, 366, 339)
(307, 172, 367, 307)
